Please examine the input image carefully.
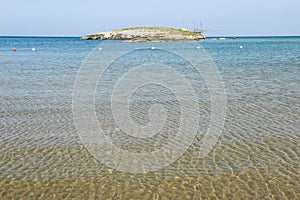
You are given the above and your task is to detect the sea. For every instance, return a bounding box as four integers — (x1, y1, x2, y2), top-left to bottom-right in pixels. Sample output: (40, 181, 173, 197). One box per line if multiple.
(0, 36, 299, 199)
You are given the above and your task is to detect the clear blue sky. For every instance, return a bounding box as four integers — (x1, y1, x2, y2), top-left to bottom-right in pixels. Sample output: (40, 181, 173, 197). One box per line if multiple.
(1, 0, 299, 36)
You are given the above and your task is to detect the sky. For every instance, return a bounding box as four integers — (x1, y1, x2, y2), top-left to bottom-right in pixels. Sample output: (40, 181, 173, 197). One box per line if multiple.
(1, 0, 299, 36)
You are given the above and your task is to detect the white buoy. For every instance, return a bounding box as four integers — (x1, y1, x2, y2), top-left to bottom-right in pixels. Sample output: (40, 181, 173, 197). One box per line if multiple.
(240, 46, 243, 49)
(98, 47, 102, 50)
(32, 48, 36, 51)
(197, 46, 200, 49)
(151, 47, 155, 49)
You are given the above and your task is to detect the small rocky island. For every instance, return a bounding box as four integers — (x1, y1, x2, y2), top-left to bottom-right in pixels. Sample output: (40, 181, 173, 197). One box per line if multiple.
(81, 27, 204, 42)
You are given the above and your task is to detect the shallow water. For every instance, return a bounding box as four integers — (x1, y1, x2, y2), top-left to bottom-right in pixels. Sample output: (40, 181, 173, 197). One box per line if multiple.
(0, 36, 299, 199)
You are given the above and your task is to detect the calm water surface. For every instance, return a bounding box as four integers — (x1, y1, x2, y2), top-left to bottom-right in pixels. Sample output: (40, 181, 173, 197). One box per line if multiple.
(0, 37, 299, 199)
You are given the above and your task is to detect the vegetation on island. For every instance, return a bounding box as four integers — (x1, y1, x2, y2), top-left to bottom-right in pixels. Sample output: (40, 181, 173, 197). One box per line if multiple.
(119, 27, 201, 37)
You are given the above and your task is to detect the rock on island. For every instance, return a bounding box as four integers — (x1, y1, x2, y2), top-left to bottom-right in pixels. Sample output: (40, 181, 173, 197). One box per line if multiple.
(81, 27, 204, 42)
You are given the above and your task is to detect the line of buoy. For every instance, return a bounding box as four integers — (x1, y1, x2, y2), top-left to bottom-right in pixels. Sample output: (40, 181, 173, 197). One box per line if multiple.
(12, 48, 37, 51)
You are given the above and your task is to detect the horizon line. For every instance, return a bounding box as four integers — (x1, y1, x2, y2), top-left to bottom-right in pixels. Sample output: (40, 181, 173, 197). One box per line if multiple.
(1, 34, 299, 38)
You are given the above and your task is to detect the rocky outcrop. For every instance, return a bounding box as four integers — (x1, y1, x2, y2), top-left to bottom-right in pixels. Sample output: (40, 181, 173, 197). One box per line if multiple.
(81, 27, 204, 42)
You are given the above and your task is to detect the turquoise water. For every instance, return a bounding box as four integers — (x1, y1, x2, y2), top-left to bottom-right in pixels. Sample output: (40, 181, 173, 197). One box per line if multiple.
(0, 36, 299, 199)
